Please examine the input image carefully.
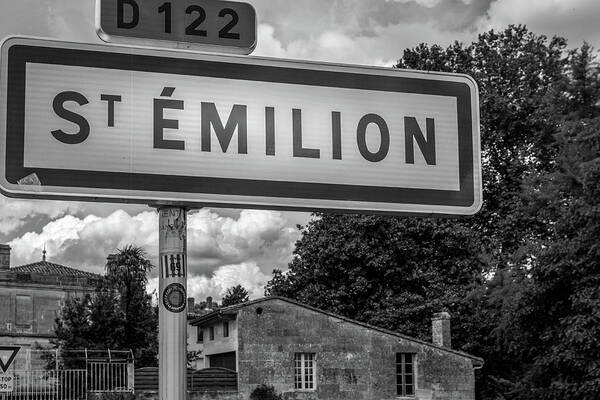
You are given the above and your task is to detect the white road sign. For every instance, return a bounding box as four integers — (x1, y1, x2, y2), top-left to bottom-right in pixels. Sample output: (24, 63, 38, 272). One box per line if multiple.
(0, 37, 481, 215)
(0, 346, 20, 374)
(0, 374, 14, 393)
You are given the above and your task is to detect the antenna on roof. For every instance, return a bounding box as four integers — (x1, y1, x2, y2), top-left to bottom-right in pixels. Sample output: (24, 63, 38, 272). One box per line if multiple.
(42, 244, 46, 262)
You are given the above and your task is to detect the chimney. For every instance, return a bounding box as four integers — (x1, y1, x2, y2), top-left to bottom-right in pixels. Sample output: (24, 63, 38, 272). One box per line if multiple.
(432, 312, 452, 348)
(205, 296, 213, 310)
(0, 244, 10, 271)
(187, 297, 195, 311)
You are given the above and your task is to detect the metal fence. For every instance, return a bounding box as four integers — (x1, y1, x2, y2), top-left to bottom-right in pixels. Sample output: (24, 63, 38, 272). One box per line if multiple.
(3, 369, 86, 400)
(0, 349, 134, 400)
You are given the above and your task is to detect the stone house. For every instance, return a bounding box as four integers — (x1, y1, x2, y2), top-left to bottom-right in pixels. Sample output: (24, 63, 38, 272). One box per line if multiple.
(0, 244, 99, 356)
(189, 296, 483, 400)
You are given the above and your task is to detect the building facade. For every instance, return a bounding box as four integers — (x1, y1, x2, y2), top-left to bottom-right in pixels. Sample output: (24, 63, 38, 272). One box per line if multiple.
(187, 296, 220, 370)
(0, 244, 99, 353)
(190, 297, 483, 400)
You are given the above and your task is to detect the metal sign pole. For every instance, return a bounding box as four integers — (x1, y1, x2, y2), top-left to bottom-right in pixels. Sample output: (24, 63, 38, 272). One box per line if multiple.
(158, 206, 188, 400)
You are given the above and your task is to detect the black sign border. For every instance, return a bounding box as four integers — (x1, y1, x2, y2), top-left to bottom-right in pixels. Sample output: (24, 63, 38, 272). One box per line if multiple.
(5, 43, 476, 209)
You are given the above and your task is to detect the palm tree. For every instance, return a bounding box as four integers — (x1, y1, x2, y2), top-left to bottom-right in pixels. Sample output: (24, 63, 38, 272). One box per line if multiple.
(105, 245, 158, 366)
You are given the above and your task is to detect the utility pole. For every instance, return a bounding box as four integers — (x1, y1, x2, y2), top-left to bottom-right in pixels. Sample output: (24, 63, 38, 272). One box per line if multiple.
(158, 206, 188, 400)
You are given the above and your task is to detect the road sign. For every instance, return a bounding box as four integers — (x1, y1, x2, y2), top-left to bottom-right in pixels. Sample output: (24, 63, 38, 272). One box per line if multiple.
(0, 374, 14, 393)
(0, 346, 20, 374)
(96, 0, 257, 54)
(0, 37, 481, 216)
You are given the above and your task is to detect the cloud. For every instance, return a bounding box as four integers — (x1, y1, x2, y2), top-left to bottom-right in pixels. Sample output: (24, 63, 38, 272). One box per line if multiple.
(8, 210, 157, 274)
(187, 209, 300, 275)
(476, 0, 600, 47)
(8, 208, 301, 278)
(148, 262, 271, 302)
(254, 20, 472, 67)
(0, 197, 82, 235)
(391, 0, 444, 8)
(1, 0, 96, 42)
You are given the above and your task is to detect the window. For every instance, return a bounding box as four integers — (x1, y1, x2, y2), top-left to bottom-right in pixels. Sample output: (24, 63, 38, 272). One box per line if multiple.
(396, 353, 415, 397)
(294, 353, 316, 390)
(209, 326, 215, 341)
(197, 326, 204, 343)
(15, 295, 33, 326)
(223, 322, 229, 337)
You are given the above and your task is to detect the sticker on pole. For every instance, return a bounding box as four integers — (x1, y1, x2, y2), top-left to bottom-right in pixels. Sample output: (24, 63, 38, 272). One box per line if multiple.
(163, 283, 186, 313)
(161, 253, 187, 278)
(0, 346, 20, 374)
(0, 37, 481, 216)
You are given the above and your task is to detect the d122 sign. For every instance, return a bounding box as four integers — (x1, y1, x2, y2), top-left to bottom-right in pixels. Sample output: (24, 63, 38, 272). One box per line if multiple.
(96, 0, 257, 54)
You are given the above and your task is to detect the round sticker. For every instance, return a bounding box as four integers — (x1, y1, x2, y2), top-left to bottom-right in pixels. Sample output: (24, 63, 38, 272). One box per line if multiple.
(163, 283, 186, 313)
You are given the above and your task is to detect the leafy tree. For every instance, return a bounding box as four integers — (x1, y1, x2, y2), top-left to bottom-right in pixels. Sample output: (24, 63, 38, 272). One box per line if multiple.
(266, 215, 485, 344)
(52, 280, 125, 368)
(395, 25, 577, 399)
(398, 25, 567, 269)
(54, 245, 158, 367)
(105, 245, 158, 367)
(508, 50, 600, 398)
(266, 26, 600, 400)
(221, 285, 250, 307)
(53, 293, 94, 350)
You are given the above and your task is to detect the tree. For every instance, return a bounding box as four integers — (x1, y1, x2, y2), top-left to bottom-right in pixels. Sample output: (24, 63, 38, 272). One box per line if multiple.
(54, 245, 158, 367)
(221, 285, 250, 307)
(266, 26, 595, 400)
(395, 26, 576, 399)
(105, 245, 158, 367)
(266, 215, 485, 344)
(508, 49, 600, 397)
(398, 25, 567, 270)
(52, 279, 126, 368)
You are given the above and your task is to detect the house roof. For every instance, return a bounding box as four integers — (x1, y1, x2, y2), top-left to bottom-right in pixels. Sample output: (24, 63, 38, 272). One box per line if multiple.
(190, 296, 484, 367)
(11, 260, 100, 278)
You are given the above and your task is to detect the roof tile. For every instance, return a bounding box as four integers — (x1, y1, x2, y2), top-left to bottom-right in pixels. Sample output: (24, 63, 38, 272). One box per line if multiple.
(11, 261, 100, 278)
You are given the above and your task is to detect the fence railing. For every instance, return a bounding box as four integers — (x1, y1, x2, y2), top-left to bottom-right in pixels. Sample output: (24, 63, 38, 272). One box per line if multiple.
(1, 369, 86, 400)
(0, 362, 133, 400)
(88, 362, 133, 393)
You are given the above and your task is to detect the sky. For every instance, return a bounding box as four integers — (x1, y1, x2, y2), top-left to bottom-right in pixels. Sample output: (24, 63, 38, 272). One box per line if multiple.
(1, 0, 599, 302)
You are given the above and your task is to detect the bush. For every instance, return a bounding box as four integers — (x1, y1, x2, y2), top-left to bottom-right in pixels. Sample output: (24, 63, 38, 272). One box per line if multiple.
(249, 384, 284, 400)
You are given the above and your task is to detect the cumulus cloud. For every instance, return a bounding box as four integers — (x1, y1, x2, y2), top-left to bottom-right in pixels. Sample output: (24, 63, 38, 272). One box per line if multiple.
(391, 0, 444, 8)
(8, 208, 301, 280)
(252, 0, 492, 66)
(9, 210, 157, 274)
(476, 0, 600, 47)
(148, 262, 272, 302)
(254, 20, 471, 67)
(1, 0, 96, 42)
(0, 197, 81, 235)
(187, 209, 300, 275)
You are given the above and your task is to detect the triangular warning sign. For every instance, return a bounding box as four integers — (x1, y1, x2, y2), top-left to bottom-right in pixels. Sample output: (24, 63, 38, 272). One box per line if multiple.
(0, 346, 20, 373)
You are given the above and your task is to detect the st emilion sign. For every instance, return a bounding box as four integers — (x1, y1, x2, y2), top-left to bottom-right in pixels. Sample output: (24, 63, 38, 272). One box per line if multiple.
(0, 37, 481, 215)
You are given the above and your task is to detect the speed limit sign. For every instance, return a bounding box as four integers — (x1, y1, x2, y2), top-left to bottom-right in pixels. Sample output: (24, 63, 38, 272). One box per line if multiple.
(0, 374, 14, 393)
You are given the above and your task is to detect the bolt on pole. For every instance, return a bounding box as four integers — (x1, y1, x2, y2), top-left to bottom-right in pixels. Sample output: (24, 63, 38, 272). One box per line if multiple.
(158, 206, 188, 400)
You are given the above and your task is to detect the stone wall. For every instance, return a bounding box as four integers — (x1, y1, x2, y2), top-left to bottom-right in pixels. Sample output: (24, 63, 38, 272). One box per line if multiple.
(0, 275, 94, 339)
(236, 299, 477, 400)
